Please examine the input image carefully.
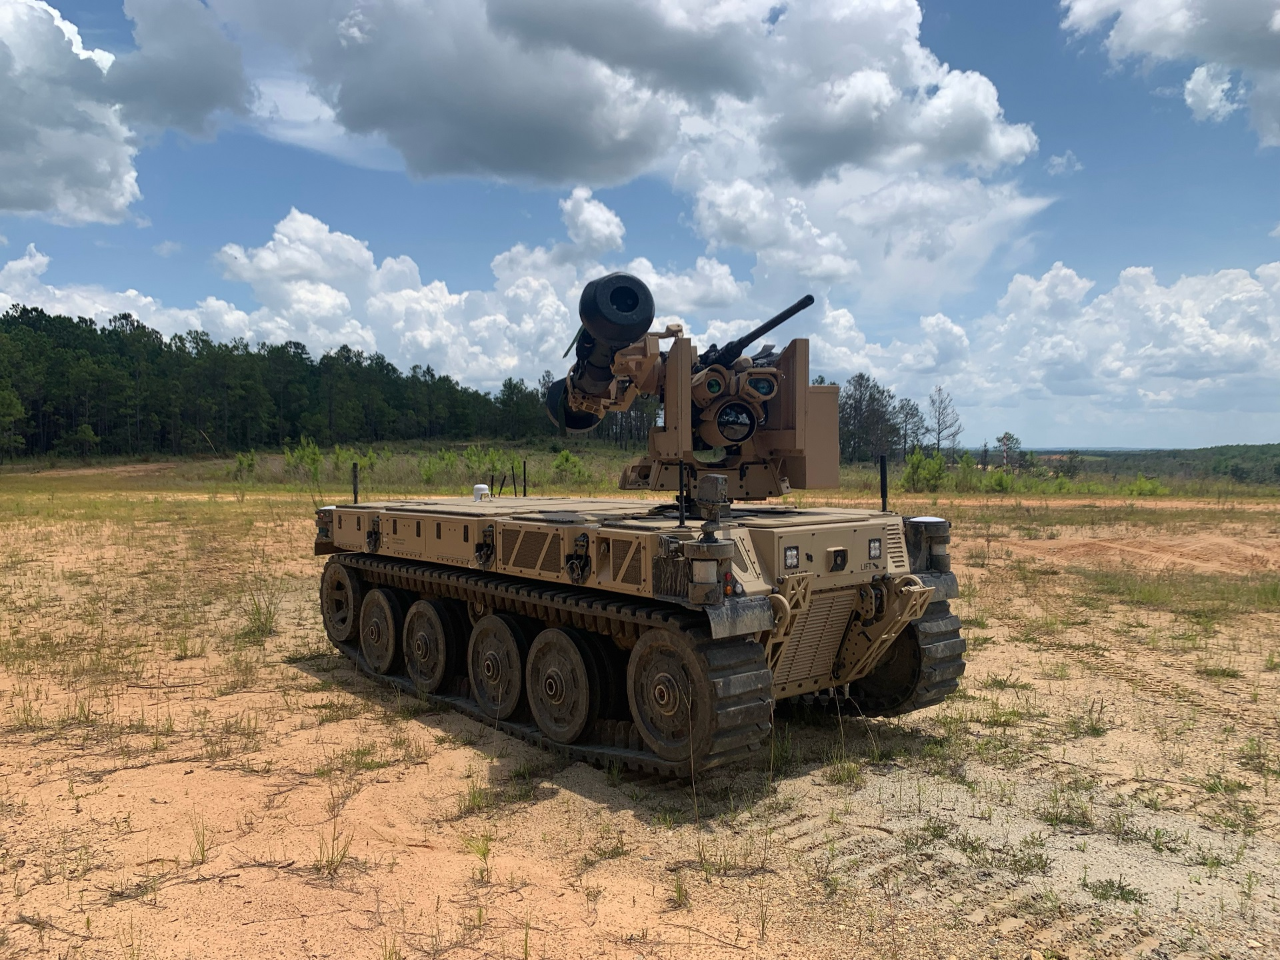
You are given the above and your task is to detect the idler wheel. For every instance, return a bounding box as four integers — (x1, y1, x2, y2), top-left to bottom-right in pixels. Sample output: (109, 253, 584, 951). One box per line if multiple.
(467, 614, 529, 720)
(320, 562, 364, 646)
(359, 588, 403, 675)
(403, 599, 464, 695)
(626, 629, 714, 764)
(526, 628, 599, 744)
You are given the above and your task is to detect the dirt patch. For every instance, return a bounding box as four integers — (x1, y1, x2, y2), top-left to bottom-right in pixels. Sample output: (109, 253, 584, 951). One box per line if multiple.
(0, 488, 1277, 959)
(8, 461, 181, 479)
(1008, 532, 1280, 575)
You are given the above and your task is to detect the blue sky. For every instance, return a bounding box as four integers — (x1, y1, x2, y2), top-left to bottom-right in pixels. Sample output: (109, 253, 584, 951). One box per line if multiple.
(2, 0, 1279, 448)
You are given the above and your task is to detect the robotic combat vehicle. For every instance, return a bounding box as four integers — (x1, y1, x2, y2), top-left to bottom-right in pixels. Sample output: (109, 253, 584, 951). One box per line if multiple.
(314, 273, 963, 774)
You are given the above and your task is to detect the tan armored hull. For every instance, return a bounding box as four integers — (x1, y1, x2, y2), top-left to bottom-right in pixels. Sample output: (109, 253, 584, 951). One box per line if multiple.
(315, 493, 962, 773)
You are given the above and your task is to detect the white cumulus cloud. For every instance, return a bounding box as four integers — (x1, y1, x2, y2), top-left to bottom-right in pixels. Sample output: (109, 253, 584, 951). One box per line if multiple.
(0, 0, 249, 223)
(196, 0, 1043, 309)
(1064, 0, 1280, 141)
(0, 191, 755, 389)
(4, 0, 1047, 311)
(1184, 64, 1240, 122)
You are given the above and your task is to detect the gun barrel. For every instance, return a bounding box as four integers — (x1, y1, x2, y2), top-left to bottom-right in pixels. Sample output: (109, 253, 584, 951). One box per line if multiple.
(702, 294, 814, 369)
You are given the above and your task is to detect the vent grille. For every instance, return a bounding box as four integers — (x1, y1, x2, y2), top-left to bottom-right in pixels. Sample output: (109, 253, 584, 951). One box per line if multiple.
(884, 524, 908, 572)
(512, 530, 548, 569)
(612, 540, 632, 580)
(621, 544, 644, 585)
(774, 591, 857, 686)
(501, 529, 519, 565)
(540, 533, 562, 573)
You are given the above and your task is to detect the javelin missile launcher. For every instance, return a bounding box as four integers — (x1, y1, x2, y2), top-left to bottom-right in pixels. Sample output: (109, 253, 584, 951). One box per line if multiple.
(314, 273, 963, 775)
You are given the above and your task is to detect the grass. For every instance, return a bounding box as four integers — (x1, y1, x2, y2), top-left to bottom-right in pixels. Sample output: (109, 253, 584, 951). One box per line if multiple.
(454, 765, 548, 818)
(463, 832, 494, 882)
(1081, 874, 1147, 905)
(1195, 663, 1243, 679)
(189, 815, 209, 866)
(1070, 566, 1280, 624)
(980, 671, 1033, 691)
(670, 871, 689, 909)
(582, 827, 628, 869)
(1037, 785, 1094, 829)
(314, 819, 354, 879)
(821, 749, 865, 787)
(1064, 699, 1111, 738)
(314, 741, 393, 777)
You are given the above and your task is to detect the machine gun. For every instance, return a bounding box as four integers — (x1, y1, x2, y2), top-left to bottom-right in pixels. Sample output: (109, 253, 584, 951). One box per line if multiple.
(694, 294, 815, 372)
(545, 273, 838, 500)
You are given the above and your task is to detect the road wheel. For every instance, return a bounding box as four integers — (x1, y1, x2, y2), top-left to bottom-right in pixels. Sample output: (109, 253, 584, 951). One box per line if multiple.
(404, 599, 463, 695)
(526, 628, 599, 744)
(468, 614, 529, 720)
(320, 562, 363, 646)
(626, 628, 715, 764)
(359, 588, 403, 675)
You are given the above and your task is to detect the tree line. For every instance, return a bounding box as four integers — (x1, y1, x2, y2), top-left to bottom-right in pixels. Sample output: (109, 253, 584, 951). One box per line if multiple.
(0, 305, 556, 460)
(0, 304, 958, 465)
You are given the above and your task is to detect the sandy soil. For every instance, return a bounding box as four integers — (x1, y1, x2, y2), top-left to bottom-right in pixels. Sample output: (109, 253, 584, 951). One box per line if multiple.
(0, 492, 1277, 959)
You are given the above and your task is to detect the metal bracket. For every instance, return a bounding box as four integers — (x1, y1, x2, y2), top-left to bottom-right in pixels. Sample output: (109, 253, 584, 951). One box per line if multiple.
(763, 573, 812, 675)
(474, 524, 495, 569)
(565, 532, 592, 585)
(831, 575, 934, 684)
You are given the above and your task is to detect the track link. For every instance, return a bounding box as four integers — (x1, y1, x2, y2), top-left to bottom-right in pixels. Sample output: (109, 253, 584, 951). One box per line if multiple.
(324, 554, 773, 776)
(868, 598, 965, 716)
(785, 571, 965, 718)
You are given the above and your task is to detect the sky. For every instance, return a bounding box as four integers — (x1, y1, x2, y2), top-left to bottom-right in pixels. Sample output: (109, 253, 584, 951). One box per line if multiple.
(1, 0, 1278, 449)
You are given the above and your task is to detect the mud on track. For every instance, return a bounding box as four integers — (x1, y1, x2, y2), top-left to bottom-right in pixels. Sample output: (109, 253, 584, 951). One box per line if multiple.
(0, 487, 1277, 959)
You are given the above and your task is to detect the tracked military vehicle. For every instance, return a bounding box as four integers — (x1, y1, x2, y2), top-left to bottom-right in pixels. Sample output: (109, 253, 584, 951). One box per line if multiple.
(314, 273, 963, 775)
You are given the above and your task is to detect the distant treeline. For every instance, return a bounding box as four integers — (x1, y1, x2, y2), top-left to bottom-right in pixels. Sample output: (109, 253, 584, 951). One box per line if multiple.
(0, 304, 939, 466)
(1059, 446, 1280, 487)
(1, 305, 1275, 486)
(0, 304, 560, 460)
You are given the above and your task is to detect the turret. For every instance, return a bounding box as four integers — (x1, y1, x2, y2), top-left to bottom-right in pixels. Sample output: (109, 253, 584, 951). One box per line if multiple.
(545, 272, 839, 500)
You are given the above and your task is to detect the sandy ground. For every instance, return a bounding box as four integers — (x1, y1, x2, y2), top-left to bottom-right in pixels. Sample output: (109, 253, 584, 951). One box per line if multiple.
(0, 491, 1277, 959)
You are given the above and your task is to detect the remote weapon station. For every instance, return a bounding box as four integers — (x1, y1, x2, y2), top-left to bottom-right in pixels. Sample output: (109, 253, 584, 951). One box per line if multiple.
(315, 273, 963, 774)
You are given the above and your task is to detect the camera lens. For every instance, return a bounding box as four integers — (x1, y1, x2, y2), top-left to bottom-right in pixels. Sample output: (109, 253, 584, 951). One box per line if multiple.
(716, 402, 756, 443)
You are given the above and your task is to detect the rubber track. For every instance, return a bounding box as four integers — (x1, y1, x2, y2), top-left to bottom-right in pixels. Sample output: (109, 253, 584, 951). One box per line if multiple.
(325, 554, 773, 777)
(790, 589, 965, 718)
(873, 598, 965, 716)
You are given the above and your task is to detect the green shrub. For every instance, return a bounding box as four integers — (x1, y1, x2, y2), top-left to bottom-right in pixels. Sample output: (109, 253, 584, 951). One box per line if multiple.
(232, 450, 257, 482)
(284, 436, 323, 485)
(1123, 474, 1168, 497)
(551, 450, 590, 484)
(418, 449, 460, 486)
(983, 468, 1014, 494)
(954, 452, 979, 493)
(902, 448, 948, 493)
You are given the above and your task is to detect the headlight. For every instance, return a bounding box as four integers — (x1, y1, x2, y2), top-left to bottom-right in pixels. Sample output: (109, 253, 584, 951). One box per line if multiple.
(784, 545, 800, 569)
